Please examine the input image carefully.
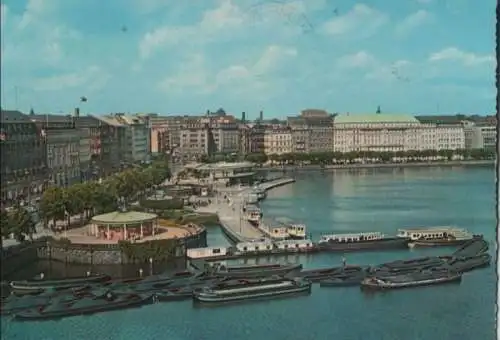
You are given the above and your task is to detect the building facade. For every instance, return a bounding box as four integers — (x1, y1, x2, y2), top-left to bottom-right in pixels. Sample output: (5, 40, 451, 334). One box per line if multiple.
(287, 109, 333, 153)
(333, 113, 465, 152)
(463, 121, 497, 150)
(30, 114, 81, 187)
(263, 125, 293, 155)
(0, 110, 47, 204)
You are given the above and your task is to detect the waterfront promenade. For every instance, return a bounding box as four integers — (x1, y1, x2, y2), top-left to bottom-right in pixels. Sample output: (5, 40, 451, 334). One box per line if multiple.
(196, 178, 295, 242)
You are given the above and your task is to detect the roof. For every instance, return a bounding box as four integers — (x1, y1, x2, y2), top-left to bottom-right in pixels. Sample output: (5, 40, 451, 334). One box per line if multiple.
(91, 211, 158, 225)
(334, 113, 419, 124)
(0, 110, 33, 123)
(196, 162, 255, 171)
(95, 116, 124, 127)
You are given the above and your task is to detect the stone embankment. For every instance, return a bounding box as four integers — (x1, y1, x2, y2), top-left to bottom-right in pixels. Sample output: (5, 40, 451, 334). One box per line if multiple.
(260, 160, 495, 171)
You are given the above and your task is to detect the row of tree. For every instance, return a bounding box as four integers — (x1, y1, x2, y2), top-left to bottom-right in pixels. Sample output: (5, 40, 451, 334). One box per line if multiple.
(1, 160, 171, 243)
(0, 206, 36, 242)
(243, 148, 496, 165)
(38, 160, 172, 228)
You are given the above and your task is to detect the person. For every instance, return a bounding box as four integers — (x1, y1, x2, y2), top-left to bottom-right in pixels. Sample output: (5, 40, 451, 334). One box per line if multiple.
(39, 272, 45, 280)
(342, 256, 346, 268)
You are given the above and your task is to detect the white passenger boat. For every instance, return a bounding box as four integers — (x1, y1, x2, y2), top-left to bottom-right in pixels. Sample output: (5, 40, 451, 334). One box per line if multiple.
(193, 277, 311, 303)
(397, 226, 474, 247)
(243, 204, 262, 226)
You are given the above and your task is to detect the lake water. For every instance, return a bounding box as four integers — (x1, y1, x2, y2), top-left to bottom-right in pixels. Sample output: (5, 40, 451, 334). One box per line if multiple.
(2, 166, 497, 340)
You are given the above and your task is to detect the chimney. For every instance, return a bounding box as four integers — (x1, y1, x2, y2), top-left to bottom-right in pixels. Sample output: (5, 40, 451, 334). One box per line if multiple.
(241, 112, 246, 123)
(74, 107, 80, 117)
(259, 110, 263, 121)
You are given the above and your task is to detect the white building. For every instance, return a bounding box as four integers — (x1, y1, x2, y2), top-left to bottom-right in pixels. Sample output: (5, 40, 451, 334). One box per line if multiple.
(463, 121, 497, 149)
(333, 113, 465, 152)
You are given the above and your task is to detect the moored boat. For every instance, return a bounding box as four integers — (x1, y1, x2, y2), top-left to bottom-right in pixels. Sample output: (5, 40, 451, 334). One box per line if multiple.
(296, 265, 368, 282)
(193, 277, 311, 303)
(398, 226, 474, 247)
(446, 253, 491, 273)
(360, 270, 462, 290)
(318, 232, 409, 252)
(376, 256, 448, 271)
(243, 204, 262, 226)
(13, 292, 153, 321)
(10, 274, 110, 293)
(319, 273, 367, 287)
(451, 237, 488, 258)
(210, 262, 302, 278)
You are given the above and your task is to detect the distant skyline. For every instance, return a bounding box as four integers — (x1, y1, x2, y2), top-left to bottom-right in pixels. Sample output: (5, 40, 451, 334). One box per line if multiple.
(0, 0, 496, 118)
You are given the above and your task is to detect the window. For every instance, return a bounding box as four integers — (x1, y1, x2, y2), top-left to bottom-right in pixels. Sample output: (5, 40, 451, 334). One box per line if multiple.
(212, 248, 221, 254)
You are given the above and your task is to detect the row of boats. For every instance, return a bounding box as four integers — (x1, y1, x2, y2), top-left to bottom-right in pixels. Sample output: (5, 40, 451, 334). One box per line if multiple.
(1, 237, 490, 322)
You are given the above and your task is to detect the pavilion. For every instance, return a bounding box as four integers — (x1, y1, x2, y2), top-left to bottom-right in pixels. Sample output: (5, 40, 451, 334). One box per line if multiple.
(90, 211, 158, 241)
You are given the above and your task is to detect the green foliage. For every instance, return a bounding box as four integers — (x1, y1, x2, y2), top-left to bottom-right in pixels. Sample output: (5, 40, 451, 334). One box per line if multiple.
(118, 239, 179, 263)
(4, 206, 37, 242)
(241, 149, 495, 165)
(139, 198, 184, 211)
(38, 160, 171, 226)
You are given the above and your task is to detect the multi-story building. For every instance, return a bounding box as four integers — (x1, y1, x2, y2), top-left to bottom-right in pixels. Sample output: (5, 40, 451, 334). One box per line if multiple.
(210, 115, 239, 154)
(147, 114, 170, 154)
(0, 110, 47, 203)
(30, 114, 81, 187)
(263, 125, 293, 155)
(463, 121, 497, 150)
(287, 109, 333, 153)
(333, 113, 465, 152)
(248, 123, 265, 154)
(114, 114, 151, 163)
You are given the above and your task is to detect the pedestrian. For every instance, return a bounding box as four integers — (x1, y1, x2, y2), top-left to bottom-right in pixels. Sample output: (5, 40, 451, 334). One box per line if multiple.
(342, 256, 346, 268)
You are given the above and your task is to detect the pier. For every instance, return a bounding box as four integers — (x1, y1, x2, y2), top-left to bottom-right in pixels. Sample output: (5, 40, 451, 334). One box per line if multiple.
(197, 177, 296, 243)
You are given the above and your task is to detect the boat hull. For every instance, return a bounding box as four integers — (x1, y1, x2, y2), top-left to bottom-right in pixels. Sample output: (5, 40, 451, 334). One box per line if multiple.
(319, 276, 366, 287)
(409, 239, 471, 248)
(360, 273, 462, 290)
(318, 237, 409, 252)
(193, 284, 311, 303)
(10, 275, 110, 293)
(214, 264, 302, 278)
(14, 294, 153, 321)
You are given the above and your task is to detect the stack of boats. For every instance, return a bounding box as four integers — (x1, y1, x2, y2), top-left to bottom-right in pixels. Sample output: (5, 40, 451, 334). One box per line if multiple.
(1, 234, 490, 322)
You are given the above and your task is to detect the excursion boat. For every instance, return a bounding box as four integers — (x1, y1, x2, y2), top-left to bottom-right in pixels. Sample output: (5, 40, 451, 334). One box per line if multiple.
(14, 292, 153, 321)
(318, 232, 409, 252)
(243, 204, 263, 226)
(10, 274, 110, 294)
(210, 262, 302, 278)
(397, 227, 474, 247)
(360, 270, 462, 290)
(446, 253, 491, 273)
(251, 187, 267, 201)
(451, 237, 488, 258)
(193, 277, 311, 303)
(286, 224, 307, 240)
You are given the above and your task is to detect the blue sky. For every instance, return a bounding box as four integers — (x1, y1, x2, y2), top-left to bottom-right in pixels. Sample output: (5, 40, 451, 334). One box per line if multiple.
(0, 0, 496, 118)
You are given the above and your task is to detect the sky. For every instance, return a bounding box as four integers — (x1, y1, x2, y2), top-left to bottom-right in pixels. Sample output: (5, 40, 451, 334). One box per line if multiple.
(0, 0, 496, 119)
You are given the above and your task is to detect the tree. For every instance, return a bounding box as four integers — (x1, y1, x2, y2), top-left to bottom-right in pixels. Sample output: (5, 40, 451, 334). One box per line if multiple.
(0, 209, 12, 239)
(39, 186, 66, 229)
(8, 205, 36, 242)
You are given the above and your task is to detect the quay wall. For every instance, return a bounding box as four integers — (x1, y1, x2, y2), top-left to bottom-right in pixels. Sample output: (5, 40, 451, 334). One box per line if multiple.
(260, 160, 495, 172)
(1, 227, 207, 273)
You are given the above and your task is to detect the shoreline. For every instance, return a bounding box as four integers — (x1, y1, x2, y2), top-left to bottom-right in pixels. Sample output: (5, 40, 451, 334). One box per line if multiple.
(258, 160, 495, 171)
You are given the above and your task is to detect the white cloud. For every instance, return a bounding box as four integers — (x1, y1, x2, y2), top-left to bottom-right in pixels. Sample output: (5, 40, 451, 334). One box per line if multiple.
(157, 45, 297, 95)
(395, 10, 431, 37)
(428, 47, 494, 66)
(336, 51, 376, 69)
(32, 66, 111, 92)
(322, 4, 388, 38)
